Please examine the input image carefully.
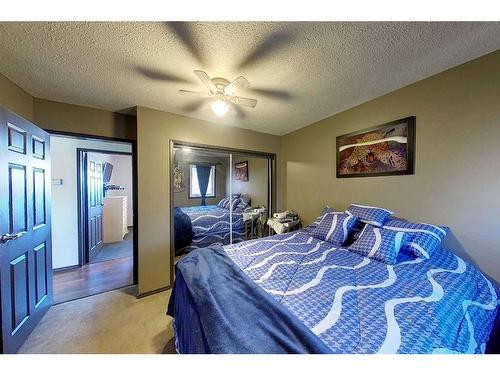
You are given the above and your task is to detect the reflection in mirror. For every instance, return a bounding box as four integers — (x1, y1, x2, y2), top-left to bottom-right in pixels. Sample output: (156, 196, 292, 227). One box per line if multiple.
(172, 145, 272, 257)
(231, 154, 270, 242)
(173, 146, 230, 255)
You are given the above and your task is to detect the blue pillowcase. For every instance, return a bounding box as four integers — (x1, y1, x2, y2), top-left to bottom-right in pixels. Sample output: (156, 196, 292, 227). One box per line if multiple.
(383, 219, 449, 259)
(235, 194, 251, 211)
(218, 195, 240, 209)
(347, 224, 410, 265)
(217, 197, 229, 208)
(223, 194, 241, 210)
(227, 198, 241, 211)
(306, 206, 343, 232)
(310, 212, 358, 246)
(345, 204, 393, 227)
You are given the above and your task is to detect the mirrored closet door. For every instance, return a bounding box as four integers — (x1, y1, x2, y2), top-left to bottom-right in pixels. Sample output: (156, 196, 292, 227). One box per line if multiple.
(171, 142, 274, 257)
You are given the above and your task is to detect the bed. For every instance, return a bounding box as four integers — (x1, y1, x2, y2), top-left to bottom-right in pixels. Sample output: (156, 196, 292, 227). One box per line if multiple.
(174, 204, 247, 254)
(168, 229, 499, 354)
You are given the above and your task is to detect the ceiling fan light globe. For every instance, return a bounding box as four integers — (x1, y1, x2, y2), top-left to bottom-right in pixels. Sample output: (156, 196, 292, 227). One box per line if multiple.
(211, 99, 230, 116)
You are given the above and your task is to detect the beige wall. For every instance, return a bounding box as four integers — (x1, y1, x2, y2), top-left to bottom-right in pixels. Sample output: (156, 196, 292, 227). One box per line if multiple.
(136, 107, 281, 294)
(0, 73, 34, 121)
(232, 155, 268, 208)
(34, 98, 136, 140)
(282, 50, 500, 283)
(0, 77, 135, 141)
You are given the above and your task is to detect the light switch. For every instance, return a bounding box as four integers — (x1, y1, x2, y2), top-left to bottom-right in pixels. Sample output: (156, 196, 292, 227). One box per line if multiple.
(52, 178, 63, 185)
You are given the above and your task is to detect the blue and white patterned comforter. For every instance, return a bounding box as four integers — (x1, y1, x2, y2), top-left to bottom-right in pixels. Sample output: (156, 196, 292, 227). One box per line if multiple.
(180, 205, 246, 249)
(224, 231, 499, 354)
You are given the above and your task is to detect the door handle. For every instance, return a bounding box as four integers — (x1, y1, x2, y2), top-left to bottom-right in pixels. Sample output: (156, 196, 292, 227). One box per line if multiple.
(0, 232, 23, 244)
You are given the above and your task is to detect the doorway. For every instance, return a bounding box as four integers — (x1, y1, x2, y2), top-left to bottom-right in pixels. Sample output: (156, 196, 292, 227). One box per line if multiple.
(79, 150, 134, 264)
(49, 133, 137, 304)
(0, 108, 139, 353)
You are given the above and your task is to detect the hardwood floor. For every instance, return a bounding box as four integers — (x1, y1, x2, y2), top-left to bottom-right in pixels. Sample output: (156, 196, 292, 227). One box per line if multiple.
(53, 256, 134, 304)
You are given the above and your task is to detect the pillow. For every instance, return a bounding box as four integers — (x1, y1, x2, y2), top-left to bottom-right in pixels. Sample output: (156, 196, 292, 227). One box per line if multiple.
(225, 197, 241, 211)
(310, 212, 358, 246)
(306, 206, 343, 232)
(345, 204, 393, 227)
(383, 219, 449, 259)
(347, 224, 410, 265)
(223, 194, 241, 209)
(236, 194, 251, 211)
(217, 197, 229, 208)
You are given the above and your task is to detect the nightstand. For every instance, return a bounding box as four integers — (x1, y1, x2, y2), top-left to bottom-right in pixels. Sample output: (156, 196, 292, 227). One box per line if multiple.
(267, 217, 302, 236)
(243, 208, 267, 240)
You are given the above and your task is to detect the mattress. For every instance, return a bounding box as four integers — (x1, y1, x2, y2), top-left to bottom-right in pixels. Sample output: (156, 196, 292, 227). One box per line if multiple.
(222, 230, 498, 354)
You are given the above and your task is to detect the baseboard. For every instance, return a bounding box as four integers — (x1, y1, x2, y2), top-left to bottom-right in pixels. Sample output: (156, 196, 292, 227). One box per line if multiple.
(137, 285, 171, 299)
(53, 264, 80, 272)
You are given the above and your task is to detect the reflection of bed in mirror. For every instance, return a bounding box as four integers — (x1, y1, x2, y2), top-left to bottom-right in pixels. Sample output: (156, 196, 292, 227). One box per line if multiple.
(174, 194, 253, 254)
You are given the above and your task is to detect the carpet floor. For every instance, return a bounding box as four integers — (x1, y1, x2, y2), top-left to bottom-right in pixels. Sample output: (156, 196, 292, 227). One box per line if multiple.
(19, 286, 176, 354)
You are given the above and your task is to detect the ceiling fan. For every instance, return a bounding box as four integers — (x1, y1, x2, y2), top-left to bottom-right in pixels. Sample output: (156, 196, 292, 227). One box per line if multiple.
(179, 70, 257, 116)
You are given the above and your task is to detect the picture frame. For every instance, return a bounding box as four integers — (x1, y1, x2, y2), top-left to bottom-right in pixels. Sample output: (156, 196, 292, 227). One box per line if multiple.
(336, 116, 415, 178)
(235, 161, 249, 181)
(173, 163, 185, 193)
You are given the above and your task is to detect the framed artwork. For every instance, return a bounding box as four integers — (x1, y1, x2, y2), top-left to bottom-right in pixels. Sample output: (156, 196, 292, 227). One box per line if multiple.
(235, 161, 249, 181)
(173, 164, 185, 193)
(336, 116, 415, 178)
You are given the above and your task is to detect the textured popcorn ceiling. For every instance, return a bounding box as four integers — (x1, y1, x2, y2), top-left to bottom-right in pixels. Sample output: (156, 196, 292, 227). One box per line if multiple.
(0, 22, 499, 135)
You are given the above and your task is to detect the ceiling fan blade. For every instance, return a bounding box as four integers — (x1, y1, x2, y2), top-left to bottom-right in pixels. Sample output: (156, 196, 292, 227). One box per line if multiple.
(193, 70, 217, 94)
(223, 76, 250, 95)
(179, 89, 213, 98)
(237, 31, 295, 70)
(230, 103, 246, 119)
(181, 99, 208, 112)
(164, 22, 205, 65)
(136, 66, 190, 83)
(251, 87, 292, 101)
(231, 96, 257, 108)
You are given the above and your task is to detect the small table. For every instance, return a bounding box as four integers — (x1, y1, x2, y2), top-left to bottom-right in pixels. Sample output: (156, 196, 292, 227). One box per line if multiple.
(243, 208, 267, 240)
(267, 217, 302, 235)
